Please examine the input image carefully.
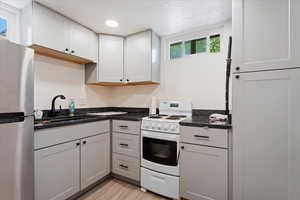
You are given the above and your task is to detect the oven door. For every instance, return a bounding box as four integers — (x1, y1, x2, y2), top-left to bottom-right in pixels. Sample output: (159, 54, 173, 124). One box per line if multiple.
(141, 130, 179, 176)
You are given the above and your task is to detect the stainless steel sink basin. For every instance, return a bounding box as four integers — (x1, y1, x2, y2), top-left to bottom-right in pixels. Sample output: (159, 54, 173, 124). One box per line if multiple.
(87, 112, 127, 116)
(34, 115, 96, 125)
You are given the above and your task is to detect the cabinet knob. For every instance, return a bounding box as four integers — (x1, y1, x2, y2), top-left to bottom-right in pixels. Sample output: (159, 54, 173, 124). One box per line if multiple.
(82, 141, 86, 145)
(236, 66, 240, 71)
(120, 79, 123, 82)
(76, 142, 80, 146)
(235, 75, 240, 79)
(65, 48, 69, 52)
(126, 79, 130, 82)
(181, 146, 184, 150)
(71, 50, 75, 54)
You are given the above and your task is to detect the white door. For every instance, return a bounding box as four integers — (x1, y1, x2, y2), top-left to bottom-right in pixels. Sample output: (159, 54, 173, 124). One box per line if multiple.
(33, 3, 69, 53)
(81, 133, 110, 190)
(232, 69, 300, 200)
(35, 141, 80, 200)
(70, 21, 98, 62)
(99, 34, 124, 83)
(233, 0, 300, 73)
(125, 31, 152, 83)
(180, 143, 228, 200)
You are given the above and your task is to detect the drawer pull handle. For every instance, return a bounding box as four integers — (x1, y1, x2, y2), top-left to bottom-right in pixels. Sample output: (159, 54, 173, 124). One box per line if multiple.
(119, 125, 129, 129)
(194, 135, 210, 140)
(119, 164, 129, 170)
(119, 143, 129, 147)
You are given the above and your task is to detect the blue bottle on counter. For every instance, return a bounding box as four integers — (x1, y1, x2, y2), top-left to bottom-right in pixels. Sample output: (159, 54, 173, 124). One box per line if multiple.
(68, 99, 76, 116)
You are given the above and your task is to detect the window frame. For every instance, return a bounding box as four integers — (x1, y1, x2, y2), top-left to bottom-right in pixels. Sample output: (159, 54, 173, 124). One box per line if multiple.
(0, 2, 20, 43)
(209, 34, 221, 53)
(168, 40, 184, 60)
(168, 31, 222, 61)
(0, 16, 8, 37)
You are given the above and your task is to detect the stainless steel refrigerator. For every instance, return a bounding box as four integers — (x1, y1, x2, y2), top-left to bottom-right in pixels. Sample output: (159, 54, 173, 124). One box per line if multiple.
(0, 39, 34, 200)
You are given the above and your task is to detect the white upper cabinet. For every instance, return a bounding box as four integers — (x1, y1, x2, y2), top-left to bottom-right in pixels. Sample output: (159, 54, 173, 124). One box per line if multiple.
(70, 21, 98, 62)
(30, 2, 98, 63)
(86, 30, 160, 85)
(98, 34, 124, 83)
(125, 30, 160, 83)
(233, 0, 300, 72)
(33, 3, 69, 53)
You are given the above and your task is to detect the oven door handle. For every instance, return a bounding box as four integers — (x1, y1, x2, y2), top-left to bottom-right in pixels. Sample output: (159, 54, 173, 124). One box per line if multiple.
(141, 130, 179, 141)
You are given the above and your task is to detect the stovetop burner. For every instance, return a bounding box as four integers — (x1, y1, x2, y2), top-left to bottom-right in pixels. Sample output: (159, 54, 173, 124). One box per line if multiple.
(165, 116, 182, 120)
(149, 114, 168, 119)
(169, 115, 187, 118)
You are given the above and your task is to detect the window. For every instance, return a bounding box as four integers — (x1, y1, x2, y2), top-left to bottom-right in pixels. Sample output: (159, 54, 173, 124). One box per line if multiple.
(170, 42, 183, 59)
(169, 34, 221, 60)
(0, 17, 7, 37)
(209, 34, 221, 53)
(185, 38, 207, 55)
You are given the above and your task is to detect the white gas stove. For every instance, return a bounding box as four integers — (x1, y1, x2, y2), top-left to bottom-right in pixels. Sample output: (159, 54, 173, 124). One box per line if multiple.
(141, 100, 192, 133)
(141, 100, 192, 200)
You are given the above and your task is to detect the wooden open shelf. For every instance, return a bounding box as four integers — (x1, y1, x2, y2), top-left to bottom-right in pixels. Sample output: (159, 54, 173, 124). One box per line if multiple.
(31, 45, 93, 64)
(87, 81, 160, 87)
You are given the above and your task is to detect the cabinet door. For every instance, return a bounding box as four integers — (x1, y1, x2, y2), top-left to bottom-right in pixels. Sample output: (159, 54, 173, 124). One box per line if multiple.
(70, 21, 98, 62)
(233, 0, 300, 72)
(125, 31, 152, 82)
(33, 3, 69, 53)
(81, 133, 110, 189)
(35, 141, 80, 200)
(99, 34, 124, 83)
(180, 143, 228, 200)
(232, 69, 300, 200)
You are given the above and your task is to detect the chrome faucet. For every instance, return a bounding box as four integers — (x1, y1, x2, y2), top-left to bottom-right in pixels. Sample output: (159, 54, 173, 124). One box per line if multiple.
(50, 95, 66, 116)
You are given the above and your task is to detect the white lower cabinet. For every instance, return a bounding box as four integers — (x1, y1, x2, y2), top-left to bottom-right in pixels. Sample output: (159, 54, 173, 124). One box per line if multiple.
(233, 69, 300, 200)
(35, 140, 80, 200)
(81, 133, 110, 189)
(180, 143, 228, 200)
(35, 133, 110, 200)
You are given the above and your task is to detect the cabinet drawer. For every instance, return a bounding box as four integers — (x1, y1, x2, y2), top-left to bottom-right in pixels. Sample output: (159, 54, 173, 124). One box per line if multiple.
(113, 132, 139, 158)
(180, 126, 228, 148)
(113, 120, 141, 135)
(35, 120, 110, 149)
(112, 153, 140, 181)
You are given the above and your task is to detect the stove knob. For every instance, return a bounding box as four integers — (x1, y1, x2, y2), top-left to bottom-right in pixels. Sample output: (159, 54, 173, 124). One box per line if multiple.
(164, 124, 170, 131)
(144, 122, 150, 129)
(157, 124, 162, 130)
(170, 124, 177, 131)
(152, 123, 157, 129)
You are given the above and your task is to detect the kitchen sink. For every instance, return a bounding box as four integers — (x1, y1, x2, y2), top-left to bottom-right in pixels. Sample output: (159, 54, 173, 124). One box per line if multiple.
(34, 115, 96, 125)
(87, 112, 127, 116)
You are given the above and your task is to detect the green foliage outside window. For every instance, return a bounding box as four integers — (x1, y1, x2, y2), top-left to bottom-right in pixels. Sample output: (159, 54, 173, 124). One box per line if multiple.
(210, 35, 221, 53)
(170, 42, 182, 59)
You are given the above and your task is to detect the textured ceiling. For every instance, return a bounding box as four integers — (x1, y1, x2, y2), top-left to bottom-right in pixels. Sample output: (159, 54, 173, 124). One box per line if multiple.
(36, 0, 232, 36)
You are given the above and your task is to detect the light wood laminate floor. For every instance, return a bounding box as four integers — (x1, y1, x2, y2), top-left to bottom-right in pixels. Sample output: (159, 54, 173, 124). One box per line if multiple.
(78, 178, 169, 200)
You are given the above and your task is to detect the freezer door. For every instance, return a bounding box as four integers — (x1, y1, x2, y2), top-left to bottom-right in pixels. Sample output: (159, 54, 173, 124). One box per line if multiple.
(0, 116, 34, 200)
(0, 40, 34, 115)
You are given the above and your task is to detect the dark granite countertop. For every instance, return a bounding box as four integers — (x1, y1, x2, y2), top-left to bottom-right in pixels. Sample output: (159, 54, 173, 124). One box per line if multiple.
(34, 107, 148, 130)
(0, 112, 25, 124)
(179, 109, 232, 130)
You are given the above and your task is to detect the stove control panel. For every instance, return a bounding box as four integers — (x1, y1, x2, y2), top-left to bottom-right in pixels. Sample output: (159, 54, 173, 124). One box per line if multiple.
(142, 120, 180, 134)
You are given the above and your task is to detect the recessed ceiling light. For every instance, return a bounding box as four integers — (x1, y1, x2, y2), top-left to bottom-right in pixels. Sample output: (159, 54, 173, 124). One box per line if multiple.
(105, 20, 119, 28)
